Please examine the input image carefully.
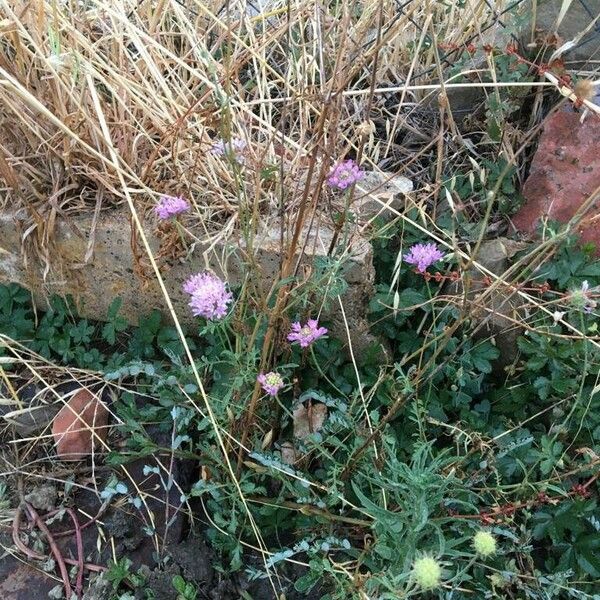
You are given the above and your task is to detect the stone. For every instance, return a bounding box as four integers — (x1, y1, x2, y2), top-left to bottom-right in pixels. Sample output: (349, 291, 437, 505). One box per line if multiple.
(0, 557, 58, 600)
(1, 403, 61, 437)
(353, 172, 413, 221)
(101, 419, 195, 569)
(24, 484, 57, 512)
(1, 382, 55, 437)
(438, 1, 600, 119)
(293, 402, 327, 439)
(451, 238, 528, 374)
(1, 380, 94, 437)
(82, 574, 112, 600)
(52, 388, 109, 460)
(0, 207, 373, 327)
(512, 110, 600, 253)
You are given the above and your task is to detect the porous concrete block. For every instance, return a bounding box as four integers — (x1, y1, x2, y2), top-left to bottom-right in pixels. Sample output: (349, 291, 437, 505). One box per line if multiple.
(0, 206, 378, 355)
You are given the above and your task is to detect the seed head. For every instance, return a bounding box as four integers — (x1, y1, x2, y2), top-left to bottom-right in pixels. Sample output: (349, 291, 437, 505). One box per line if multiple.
(412, 556, 442, 590)
(473, 530, 497, 557)
(569, 280, 597, 314)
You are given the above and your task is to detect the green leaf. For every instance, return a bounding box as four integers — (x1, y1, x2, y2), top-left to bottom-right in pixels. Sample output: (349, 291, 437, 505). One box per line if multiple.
(107, 297, 123, 319)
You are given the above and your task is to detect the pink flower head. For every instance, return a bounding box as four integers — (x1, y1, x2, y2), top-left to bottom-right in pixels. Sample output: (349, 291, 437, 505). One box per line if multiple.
(154, 195, 189, 219)
(183, 271, 233, 320)
(287, 319, 328, 348)
(210, 137, 247, 164)
(257, 371, 284, 396)
(404, 243, 445, 273)
(327, 159, 364, 190)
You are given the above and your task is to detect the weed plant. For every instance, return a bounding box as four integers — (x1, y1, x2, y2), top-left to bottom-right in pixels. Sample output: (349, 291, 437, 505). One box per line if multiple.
(0, 1, 599, 599)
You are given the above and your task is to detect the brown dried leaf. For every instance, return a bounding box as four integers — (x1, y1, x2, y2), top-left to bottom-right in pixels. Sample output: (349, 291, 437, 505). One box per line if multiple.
(293, 403, 327, 439)
(280, 441, 297, 466)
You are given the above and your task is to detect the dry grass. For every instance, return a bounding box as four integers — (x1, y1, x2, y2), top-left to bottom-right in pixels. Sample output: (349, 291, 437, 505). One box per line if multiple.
(0, 0, 527, 225)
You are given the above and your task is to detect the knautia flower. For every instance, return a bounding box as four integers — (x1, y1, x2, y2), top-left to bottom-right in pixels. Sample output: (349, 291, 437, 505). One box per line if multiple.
(412, 556, 442, 590)
(473, 530, 497, 557)
(154, 195, 189, 220)
(210, 137, 247, 164)
(327, 159, 364, 190)
(287, 319, 328, 348)
(569, 280, 597, 314)
(183, 272, 233, 320)
(404, 242, 445, 273)
(257, 372, 284, 396)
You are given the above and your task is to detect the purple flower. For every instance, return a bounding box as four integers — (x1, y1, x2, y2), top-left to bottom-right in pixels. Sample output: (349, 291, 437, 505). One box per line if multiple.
(154, 195, 189, 219)
(183, 272, 233, 320)
(210, 137, 247, 164)
(287, 319, 328, 348)
(404, 243, 445, 273)
(257, 372, 284, 396)
(327, 159, 364, 190)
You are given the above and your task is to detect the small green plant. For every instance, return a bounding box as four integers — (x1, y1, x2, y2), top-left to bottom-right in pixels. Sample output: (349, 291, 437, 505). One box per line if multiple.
(172, 575, 198, 600)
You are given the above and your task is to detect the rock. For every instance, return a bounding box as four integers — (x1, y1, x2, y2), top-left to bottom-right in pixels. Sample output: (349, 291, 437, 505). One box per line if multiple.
(512, 110, 600, 253)
(2, 404, 61, 437)
(132, 536, 219, 599)
(0, 207, 374, 328)
(169, 537, 214, 587)
(353, 172, 413, 221)
(440, 1, 600, 118)
(136, 563, 182, 600)
(52, 388, 109, 460)
(451, 238, 528, 373)
(103, 422, 195, 570)
(0, 382, 60, 437)
(24, 484, 57, 512)
(280, 440, 297, 465)
(82, 573, 112, 600)
(0, 555, 58, 600)
(1, 380, 88, 437)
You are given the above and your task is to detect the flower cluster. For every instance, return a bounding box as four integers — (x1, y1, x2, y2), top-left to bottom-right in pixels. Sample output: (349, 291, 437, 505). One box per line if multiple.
(154, 195, 189, 220)
(327, 159, 364, 190)
(404, 242, 445, 273)
(257, 372, 284, 396)
(569, 280, 597, 314)
(210, 137, 247, 164)
(287, 319, 328, 348)
(183, 272, 233, 320)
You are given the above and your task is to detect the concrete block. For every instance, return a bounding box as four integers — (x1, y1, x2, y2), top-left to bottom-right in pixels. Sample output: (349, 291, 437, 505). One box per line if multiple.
(0, 206, 378, 355)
